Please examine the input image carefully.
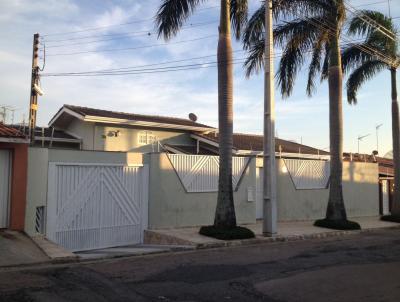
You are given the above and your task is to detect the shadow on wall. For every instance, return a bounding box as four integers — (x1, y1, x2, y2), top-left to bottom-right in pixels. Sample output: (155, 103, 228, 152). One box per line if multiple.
(145, 153, 256, 229)
(276, 159, 379, 221)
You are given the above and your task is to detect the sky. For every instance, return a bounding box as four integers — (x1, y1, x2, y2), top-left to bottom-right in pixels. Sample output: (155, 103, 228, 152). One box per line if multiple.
(0, 0, 399, 156)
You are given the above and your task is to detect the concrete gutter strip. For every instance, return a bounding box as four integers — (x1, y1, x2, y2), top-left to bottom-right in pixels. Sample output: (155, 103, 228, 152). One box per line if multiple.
(31, 235, 78, 262)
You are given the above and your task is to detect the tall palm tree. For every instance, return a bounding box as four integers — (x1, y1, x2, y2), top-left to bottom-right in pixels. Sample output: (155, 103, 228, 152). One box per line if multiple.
(243, 0, 359, 227)
(155, 0, 248, 228)
(342, 11, 400, 216)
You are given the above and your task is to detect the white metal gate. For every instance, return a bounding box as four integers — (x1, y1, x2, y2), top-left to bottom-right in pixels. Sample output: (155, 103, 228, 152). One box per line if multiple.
(46, 163, 149, 251)
(381, 180, 390, 215)
(256, 167, 263, 219)
(0, 150, 11, 228)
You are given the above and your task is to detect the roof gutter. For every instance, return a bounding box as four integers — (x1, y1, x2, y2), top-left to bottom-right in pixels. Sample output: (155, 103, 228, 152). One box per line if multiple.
(0, 137, 30, 144)
(83, 115, 214, 132)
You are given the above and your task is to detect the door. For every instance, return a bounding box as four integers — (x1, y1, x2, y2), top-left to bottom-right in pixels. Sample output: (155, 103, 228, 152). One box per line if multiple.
(46, 163, 149, 251)
(0, 150, 11, 228)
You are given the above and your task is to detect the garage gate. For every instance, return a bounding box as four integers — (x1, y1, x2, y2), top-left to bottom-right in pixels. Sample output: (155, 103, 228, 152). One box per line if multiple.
(46, 163, 149, 251)
(0, 150, 11, 228)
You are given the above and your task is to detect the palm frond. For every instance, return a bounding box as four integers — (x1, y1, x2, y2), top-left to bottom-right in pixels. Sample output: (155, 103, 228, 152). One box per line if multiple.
(307, 32, 329, 96)
(243, 38, 264, 77)
(273, 0, 332, 20)
(348, 10, 395, 37)
(341, 44, 375, 73)
(155, 0, 205, 40)
(242, 4, 264, 49)
(230, 0, 248, 40)
(346, 60, 387, 104)
(321, 43, 330, 81)
(274, 17, 324, 48)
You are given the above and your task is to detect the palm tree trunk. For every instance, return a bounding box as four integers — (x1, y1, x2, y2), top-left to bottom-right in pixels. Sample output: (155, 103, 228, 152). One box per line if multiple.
(390, 68, 400, 215)
(326, 31, 348, 221)
(214, 0, 236, 228)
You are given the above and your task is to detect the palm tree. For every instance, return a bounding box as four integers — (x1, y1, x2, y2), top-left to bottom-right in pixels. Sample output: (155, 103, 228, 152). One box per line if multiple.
(155, 0, 248, 229)
(243, 0, 360, 227)
(342, 11, 400, 217)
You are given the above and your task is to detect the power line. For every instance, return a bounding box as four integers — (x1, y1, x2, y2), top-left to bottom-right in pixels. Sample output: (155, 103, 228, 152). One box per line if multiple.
(309, 17, 395, 67)
(41, 39, 371, 78)
(344, 0, 397, 42)
(45, 20, 218, 48)
(42, 50, 246, 75)
(46, 34, 218, 57)
(45, 20, 218, 47)
(42, 5, 219, 37)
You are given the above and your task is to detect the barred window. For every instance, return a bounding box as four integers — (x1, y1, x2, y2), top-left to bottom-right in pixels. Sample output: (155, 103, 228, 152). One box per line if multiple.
(138, 131, 157, 145)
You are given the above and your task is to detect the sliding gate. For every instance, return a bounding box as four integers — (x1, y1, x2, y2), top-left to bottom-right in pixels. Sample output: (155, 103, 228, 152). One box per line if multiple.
(46, 163, 148, 251)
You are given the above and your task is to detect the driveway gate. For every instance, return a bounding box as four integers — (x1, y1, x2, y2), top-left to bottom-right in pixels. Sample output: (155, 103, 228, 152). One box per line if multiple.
(0, 150, 11, 228)
(46, 163, 148, 251)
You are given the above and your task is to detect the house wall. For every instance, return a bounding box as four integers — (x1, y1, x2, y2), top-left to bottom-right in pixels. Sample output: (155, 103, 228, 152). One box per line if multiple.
(24, 147, 143, 236)
(273, 158, 379, 221)
(144, 153, 256, 229)
(93, 125, 194, 152)
(67, 119, 95, 150)
(0, 142, 28, 230)
(64, 118, 195, 152)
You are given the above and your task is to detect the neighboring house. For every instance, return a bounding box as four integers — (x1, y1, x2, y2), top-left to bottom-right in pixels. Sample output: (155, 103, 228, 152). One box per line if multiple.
(343, 152, 395, 215)
(49, 105, 213, 153)
(0, 123, 29, 230)
(48, 104, 329, 158)
(9, 125, 81, 149)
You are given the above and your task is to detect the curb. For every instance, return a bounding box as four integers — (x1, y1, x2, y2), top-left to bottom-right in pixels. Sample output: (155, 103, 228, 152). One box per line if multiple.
(195, 225, 400, 249)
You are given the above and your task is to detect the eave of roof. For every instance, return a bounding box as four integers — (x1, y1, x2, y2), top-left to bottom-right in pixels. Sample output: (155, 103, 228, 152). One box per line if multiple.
(191, 133, 330, 157)
(49, 105, 215, 131)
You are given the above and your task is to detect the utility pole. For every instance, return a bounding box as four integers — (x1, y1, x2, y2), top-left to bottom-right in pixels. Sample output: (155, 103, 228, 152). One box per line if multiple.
(376, 123, 383, 154)
(263, 0, 277, 236)
(28, 33, 40, 143)
(388, 0, 391, 18)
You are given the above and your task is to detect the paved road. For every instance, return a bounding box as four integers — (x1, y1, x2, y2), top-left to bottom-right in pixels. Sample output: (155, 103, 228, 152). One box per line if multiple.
(1, 229, 399, 302)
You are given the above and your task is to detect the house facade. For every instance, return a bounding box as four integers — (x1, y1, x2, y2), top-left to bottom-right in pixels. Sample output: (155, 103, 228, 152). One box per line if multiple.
(17, 104, 386, 251)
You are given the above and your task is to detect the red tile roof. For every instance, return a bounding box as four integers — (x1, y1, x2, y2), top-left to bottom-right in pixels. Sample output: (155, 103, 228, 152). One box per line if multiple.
(63, 105, 214, 129)
(0, 123, 26, 139)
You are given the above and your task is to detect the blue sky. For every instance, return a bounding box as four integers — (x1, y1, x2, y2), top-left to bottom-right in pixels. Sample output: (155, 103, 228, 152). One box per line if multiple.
(0, 0, 399, 156)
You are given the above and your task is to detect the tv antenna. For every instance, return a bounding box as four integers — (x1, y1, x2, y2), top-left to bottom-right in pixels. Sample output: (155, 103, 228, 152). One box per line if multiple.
(357, 133, 371, 154)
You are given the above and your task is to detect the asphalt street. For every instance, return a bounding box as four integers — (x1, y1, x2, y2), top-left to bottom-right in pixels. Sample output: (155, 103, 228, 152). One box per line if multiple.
(0, 228, 399, 302)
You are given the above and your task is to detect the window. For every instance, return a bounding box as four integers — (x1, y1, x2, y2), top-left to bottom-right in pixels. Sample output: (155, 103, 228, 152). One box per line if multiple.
(138, 131, 157, 145)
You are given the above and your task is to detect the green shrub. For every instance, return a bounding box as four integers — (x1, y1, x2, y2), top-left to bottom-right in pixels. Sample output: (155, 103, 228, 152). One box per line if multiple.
(314, 219, 361, 230)
(199, 225, 255, 240)
(381, 215, 400, 223)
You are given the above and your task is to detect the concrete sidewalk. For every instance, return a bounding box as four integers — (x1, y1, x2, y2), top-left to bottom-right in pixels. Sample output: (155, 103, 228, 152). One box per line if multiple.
(0, 230, 49, 268)
(144, 216, 400, 248)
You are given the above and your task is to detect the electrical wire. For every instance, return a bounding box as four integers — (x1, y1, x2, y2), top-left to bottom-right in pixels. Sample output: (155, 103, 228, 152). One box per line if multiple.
(41, 38, 371, 78)
(46, 34, 218, 57)
(42, 5, 219, 37)
(344, 0, 396, 41)
(44, 20, 218, 45)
